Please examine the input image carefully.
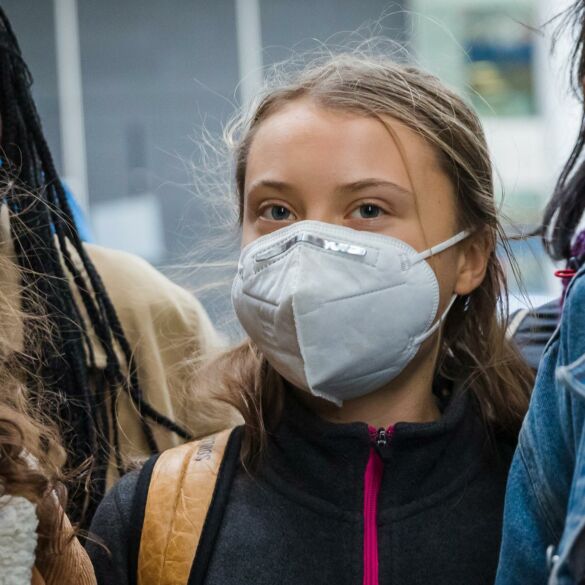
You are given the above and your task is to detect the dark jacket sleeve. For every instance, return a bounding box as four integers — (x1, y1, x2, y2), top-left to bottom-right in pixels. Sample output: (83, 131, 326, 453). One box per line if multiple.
(85, 470, 139, 585)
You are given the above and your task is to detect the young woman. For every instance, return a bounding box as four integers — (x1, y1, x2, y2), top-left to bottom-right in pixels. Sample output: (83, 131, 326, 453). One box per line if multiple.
(87, 54, 533, 585)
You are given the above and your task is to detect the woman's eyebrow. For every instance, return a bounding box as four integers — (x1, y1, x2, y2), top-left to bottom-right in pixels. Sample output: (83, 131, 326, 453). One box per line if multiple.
(337, 179, 413, 197)
(246, 178, 413, 198)
(247, 179, 296, 194)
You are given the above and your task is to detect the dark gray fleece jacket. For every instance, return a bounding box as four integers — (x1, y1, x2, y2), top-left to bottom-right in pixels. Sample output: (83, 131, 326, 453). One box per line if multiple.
(87, 389, 513, 585)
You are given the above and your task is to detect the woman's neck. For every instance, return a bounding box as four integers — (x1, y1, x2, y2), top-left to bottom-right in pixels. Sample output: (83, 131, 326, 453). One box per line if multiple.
(295, 339, 442, 428)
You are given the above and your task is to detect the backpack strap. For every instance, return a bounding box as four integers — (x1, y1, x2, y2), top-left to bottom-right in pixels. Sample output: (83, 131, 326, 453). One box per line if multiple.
(136, 427, 235, 585)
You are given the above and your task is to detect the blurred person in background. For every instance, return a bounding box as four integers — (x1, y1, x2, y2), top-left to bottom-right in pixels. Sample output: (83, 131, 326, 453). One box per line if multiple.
(0, 6, 238, 530)
(88, 53, 532, 585)
(496, 2, 585, 584)
(0, 249, 95, 585)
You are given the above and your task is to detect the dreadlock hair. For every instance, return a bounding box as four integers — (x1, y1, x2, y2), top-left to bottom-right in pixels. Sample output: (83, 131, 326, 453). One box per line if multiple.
(542, 0, 585, 263)
(0, 7, 191, 528)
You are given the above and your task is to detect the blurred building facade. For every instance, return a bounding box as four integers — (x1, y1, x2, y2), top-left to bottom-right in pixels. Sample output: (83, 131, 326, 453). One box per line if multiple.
(413, 0, 579, 306)
(4, 0, 578, 308)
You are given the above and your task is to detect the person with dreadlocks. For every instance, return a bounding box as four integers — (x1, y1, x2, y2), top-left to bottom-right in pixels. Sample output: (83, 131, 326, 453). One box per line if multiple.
(0, 7, 238, 529)
(496, 2, 585, 584)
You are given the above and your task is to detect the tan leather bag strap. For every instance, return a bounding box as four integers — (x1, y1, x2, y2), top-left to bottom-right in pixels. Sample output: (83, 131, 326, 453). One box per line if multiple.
(137, 428, 234, 585)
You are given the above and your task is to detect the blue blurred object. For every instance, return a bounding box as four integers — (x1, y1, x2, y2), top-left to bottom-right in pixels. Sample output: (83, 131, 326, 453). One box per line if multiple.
(0, 156, 92, 242)
(467, 41, 533, 65)
(63, 182, 93, 242)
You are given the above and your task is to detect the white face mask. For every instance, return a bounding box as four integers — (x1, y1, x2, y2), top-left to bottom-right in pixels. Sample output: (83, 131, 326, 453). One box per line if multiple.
(232, 220, 469, 406)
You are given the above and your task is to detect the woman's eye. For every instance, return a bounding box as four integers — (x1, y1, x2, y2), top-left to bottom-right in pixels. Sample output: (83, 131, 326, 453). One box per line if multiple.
(351, 203, 385, 219)
(260, 205, 294, 221)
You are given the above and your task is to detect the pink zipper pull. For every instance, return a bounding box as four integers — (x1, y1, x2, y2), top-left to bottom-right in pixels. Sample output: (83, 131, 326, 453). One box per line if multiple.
(363, 426, 393, 585)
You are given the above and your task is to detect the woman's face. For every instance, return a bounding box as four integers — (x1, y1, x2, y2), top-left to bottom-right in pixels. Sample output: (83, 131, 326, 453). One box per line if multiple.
(241, 98, 486, 307)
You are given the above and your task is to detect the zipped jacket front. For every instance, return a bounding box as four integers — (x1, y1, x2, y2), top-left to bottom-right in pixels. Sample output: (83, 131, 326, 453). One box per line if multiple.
(88, 388, 512, 585)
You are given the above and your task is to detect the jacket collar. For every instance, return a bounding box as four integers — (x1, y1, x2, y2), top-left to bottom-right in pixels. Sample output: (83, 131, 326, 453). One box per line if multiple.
(260, 384, 490, 515)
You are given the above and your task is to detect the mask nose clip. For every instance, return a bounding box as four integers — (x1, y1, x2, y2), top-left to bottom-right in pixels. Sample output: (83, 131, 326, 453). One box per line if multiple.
(253, 231, 368, 263)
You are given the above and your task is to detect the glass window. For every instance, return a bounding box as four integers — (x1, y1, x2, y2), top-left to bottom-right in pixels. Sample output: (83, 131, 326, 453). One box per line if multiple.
(411, 0, 537, 118)
(464, 5, 536, 117)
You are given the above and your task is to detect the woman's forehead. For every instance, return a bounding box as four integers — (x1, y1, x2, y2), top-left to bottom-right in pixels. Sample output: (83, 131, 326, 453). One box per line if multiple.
(246, 100, 437, 187)
(245, 99, 448, 197)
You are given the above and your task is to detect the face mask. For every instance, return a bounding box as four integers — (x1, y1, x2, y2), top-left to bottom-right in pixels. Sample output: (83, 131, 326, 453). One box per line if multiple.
(232, 220, 469, 406)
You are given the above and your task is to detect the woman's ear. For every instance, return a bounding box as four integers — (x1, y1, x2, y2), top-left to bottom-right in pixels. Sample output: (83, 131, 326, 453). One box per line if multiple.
(454, 228, 491, 296)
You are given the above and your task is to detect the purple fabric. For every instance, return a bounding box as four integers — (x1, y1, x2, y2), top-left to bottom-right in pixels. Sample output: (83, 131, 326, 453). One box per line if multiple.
(572, 229, 585, 260)
(561, 229, 585, 304)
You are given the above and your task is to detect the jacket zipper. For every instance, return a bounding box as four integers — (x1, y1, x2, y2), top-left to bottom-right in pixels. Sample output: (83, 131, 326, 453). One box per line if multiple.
(363, 426, 393, 585)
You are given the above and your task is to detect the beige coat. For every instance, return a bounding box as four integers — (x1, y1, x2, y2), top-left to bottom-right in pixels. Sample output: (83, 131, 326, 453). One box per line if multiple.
(0, 208, 240, 486)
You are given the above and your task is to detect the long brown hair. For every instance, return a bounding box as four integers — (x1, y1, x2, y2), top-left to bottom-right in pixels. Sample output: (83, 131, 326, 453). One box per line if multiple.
(0, 215, 96, 582)
(0, 396, 65, 507)
(0, 236, 69, 550)
(207, 53, 533, 464)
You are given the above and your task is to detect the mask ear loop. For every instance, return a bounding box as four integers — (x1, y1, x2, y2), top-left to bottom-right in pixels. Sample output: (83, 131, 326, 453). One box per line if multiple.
(416, 230, 471, 262)
(414, 294, 459, 345)
(412, 230, 471, 345)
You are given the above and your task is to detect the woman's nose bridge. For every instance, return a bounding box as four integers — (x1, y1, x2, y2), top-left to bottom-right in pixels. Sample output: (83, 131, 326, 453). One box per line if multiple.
(301, 192, 342, 225)
(305, 212, 340, 224)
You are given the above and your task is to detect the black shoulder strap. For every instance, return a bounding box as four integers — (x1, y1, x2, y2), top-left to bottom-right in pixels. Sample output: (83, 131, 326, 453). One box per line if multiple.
(128, 453, 159, 585)
(187, 426, 243, 585)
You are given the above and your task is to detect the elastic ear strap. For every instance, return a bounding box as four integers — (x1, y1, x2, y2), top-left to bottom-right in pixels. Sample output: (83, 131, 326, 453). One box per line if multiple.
(417, 230, 470, 261)
(415, 294, 458, 345)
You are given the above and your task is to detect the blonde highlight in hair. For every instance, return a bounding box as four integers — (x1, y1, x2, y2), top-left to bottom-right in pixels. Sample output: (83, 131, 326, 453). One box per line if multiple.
(207, 51, 532, 464)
